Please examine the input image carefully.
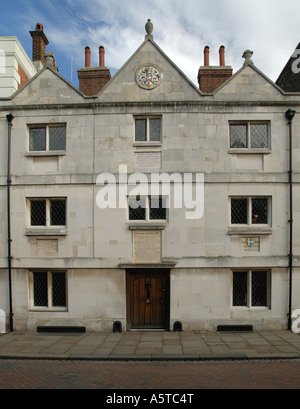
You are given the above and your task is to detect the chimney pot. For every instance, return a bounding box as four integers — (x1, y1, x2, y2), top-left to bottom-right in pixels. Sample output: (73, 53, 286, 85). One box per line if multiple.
(198, 45, 232, 93)
(78, 46, 111, 96)
(219, 45, 225, 66)
(85, 47, 91, 68)
(99, 46, 105, 67)
(35, 23, 44, 31)
(204, 46, 210, 66)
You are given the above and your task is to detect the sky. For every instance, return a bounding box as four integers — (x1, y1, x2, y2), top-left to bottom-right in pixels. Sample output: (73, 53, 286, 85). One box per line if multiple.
(1, 0, 300, 89)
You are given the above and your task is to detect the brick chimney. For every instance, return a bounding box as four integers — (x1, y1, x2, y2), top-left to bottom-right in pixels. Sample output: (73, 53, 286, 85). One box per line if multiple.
(29, 23, 49, 65)
(78, 46, 111, 96)
(29, 23, 58, 71)
(198, 46, 233, 93)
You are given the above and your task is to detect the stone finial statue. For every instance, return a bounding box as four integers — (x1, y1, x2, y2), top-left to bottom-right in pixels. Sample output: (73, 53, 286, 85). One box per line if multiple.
(242, 50, 254, 66)
(145, 19, 153, 39)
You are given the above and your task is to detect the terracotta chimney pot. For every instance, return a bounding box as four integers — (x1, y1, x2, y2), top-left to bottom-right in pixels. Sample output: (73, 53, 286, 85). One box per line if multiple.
(85, 47, 91, 68)
(219, 45, 225, 66)
(99, 46, 105, 67)
(204, 46, 210, 66)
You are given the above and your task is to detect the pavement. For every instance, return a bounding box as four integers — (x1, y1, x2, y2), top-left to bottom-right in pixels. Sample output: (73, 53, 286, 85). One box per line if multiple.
(0, 329, 300, 361)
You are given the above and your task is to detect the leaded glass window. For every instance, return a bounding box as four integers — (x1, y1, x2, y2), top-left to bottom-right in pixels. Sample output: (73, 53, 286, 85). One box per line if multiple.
(29, 125, 66, 152)
(233, 271, 248, 306)
(230, 197, 271, 226)
(232, 270, 270, 308)
(135, 117, 161, 142)
(129, 197, 146, 220)
(150, 197, 167, 220)
(29, 198, 67, 227)
(128, 197, 167, 221)
(32, 272, 67, 309)
(230, 122, 270, 150)
(29, 128, 46, 151)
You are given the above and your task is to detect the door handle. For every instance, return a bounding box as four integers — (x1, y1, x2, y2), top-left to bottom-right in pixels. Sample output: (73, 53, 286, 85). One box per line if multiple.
(146, 287, 151, 304)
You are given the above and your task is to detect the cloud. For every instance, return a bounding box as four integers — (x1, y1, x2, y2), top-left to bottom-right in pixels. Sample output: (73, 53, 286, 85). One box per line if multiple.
(4, 0, 300, 87)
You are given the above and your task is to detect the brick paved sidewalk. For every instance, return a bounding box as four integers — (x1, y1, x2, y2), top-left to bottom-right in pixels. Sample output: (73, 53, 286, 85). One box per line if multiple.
(0, 330, 299, 361)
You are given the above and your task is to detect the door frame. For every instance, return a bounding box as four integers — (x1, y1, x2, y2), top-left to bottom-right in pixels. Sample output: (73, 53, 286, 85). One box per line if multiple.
(126, 269, 170, 331)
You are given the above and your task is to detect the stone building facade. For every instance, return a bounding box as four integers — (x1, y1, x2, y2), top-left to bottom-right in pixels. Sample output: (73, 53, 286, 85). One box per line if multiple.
(0, 22, 299, 332)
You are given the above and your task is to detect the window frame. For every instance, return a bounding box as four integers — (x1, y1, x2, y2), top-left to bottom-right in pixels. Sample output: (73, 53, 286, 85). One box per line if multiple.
(229, 121, 271, 153)
(230, 196, 272, 227)
(231, 270, 271, 309)
(27, 124, 67, 155)
(128, 196, 168, 222)
(134, 116, 162, 144)
(26, 198, 67, 236)
(29, 270, 68, 311)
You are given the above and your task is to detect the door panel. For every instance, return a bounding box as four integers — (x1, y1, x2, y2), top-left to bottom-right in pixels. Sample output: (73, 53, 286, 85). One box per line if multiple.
(128, 271, 169, 330)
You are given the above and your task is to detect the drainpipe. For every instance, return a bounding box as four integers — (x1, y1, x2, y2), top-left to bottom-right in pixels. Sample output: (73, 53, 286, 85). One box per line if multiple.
(286, 109, 296, 331)
(6, 113, 14, 332)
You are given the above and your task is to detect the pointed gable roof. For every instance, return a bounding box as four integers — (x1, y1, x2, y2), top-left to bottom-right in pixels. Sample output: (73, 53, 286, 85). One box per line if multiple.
(214, 60, 284, 101)
(97, 33, 201, 103)
(10, 63, 86, 105)
(276, 43, 300, 92)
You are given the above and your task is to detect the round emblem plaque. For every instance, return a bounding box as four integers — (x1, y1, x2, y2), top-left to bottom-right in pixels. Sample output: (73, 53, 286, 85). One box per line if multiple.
(136, 65, 161, 89)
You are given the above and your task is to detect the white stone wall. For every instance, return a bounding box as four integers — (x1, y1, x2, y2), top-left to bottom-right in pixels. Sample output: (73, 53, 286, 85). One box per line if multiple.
(0, 38, 299, 331)
(0, 37, 37, 97)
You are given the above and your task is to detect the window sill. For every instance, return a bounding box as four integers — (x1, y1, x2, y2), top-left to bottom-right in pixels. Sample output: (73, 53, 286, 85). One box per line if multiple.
(228, 226, 272, 236)
(25, 151, 66, 157)
(231, 306, 270, 311)
(229, 149, 271, 155)
(133, 142, 162, 148)
(128, 223, 166, 230)
(29, 307, 68, 312)
(25, 228, 67, 236)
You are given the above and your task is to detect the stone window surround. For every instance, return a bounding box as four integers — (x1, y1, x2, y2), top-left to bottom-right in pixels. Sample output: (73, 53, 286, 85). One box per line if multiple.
(231, 269, 271, 309)
(25, 197, 67, 237)
(28, 270, 68, 312)
(134, 115, 162, 144)
(228, 196, 272, 236)
(26, 123, 67, 155)
(127, 195, 168, 223)
(229, 120, 271, 153)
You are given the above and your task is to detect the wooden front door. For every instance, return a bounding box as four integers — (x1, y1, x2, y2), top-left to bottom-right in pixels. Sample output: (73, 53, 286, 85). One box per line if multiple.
(127, 270, 170, 330)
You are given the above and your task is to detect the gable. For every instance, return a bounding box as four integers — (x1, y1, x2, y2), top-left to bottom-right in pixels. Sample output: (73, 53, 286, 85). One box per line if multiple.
(214, 64, 284, 101)
(98, 39, 201, 103)
(10, 67, 85, 105)
(276, 43, 300, 92)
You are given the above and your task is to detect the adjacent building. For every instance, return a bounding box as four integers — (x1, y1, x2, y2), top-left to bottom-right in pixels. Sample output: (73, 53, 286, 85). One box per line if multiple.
(0, 21, 299, 332)
(0, 36, 37, 98)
